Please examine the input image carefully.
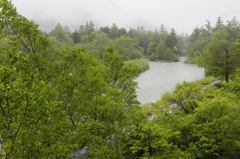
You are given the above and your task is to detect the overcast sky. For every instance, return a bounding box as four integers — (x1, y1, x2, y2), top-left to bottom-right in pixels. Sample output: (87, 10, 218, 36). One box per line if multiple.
(11, 0, 240, 34)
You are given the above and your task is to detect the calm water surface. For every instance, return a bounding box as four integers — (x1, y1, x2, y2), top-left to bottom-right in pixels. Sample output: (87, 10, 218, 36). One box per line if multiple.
(136, 57, 205, 105)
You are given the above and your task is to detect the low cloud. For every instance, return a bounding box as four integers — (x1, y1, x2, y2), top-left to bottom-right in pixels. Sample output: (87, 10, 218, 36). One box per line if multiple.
(11, 0, 240, 34)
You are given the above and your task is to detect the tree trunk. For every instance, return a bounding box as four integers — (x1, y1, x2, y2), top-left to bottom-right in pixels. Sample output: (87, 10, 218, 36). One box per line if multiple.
(225, 50, 229, 83)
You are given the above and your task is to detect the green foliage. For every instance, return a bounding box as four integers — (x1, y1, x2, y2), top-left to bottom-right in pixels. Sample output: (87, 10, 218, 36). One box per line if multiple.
(195, 76, 217, 85)
(3, 1, 240, 158)
(0, 49, 70, 158)
(91, 32, 110, 58)
(51, 23, 71, 41)
(148, 28, 183, 62)
(49, 36, 75, 50)
(147, 41, 157, 56)
(103, 44, 139, 108)
(70, 29, 80, 43)
(222, 70, 240, 98)
(49, 23, 75, 49)
(128, 27, 150, 55)
(159, 81, 207, 114)
(186, 37, 210, 63)
(195, 49, 210, 67)
(76, 31, 110, 59)
(213, 17, 225, 32)
(206, 31, 240, 82)
(127, 119, 182, 159)
(0, 1, 142, 158)
(0, 0, 51, 54)
(156, 45, 178, 62)
(129, 78, 240, 158)
(186, 16, 240, 70)
(126, 58, 150, 73)
(226, 16, 240, 41)
(109, 23, 120, 39)
(188, 19, 240, 82)
(0, 38, 12, 51)
(112, 36, 143, 60)
(165, 28, 177, 48)
(52, 47, 136, 158)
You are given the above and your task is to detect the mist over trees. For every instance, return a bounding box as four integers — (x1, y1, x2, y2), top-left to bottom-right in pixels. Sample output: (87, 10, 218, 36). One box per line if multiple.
(1, 0, 240, 158)
(46, 21, 189, 62)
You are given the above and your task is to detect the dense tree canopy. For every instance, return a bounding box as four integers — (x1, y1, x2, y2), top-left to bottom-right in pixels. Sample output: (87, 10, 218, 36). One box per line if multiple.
(0, 1, 141, 158)
(127, 77, 240, 158)
(187, 16, 240, 82)
(46, 20, 187, 62)
(1, 0, 240, 158)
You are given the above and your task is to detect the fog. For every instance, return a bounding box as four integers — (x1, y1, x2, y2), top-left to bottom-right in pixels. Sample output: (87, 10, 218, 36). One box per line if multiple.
(11, 0, 240, 34)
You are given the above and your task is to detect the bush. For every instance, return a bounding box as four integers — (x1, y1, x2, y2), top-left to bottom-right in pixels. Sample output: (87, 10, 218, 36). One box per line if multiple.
(126, 58, 150, 73)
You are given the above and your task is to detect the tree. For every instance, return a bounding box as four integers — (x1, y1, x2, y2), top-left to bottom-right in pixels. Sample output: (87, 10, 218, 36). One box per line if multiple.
(78, 25, 87, 37)
(154, 40, 178, 61)
(52, 47, 132, 157)
(189, 27, 201, 43)
(103, 44, 139, 109)
(150, 28, 179, 61)
(147, 41, 157, 57)
(146, 79, 240, 158)
(90, 31, 110, 58)
(128, 28, 138, 39)
(229, 16, 239, 30)
(99, 26, 110, 34)
(134, 27, 150, 55)
(71, 29, 80, 43)
(109, 23, 120, 39)
(207, 30, 240, 82)
(0, 1, 142, 158)
(0, 0, 57, 81)
(79, 31, 98, 43)
(78, 31, 110, 59)
(0, 49, 71, 158)
(77, 21, 95, 43)
(147, 29, 159, 56)
(85, 20, 95, 35)
(63, 25, 71, 34)
(159, 24, 167, 34)
(127, 77, 240, 158)
(195, 49, 211, 73)
(226, 16, 240, 42)
(51, 23, 67, 40)
(213, 17, 224, 31)
(50, 23, 75, 48)
(0, 0, 51, 54)
(204, 20, 212, 35)
(126, 117, 182, 158)
(112, 36, 143, 60)
(119, 27, 127, 36)
(187, 27, 211, 63)
(165, 28, 177, 48)
(159, 81, 207, 114)
(223, 70, 240, 98)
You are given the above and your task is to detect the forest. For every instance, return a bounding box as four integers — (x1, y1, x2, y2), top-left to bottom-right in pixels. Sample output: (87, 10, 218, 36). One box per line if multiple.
(1, 0, 240, 158)
(41, 18, 188, 63)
